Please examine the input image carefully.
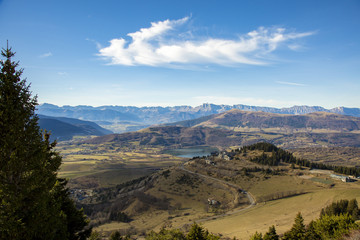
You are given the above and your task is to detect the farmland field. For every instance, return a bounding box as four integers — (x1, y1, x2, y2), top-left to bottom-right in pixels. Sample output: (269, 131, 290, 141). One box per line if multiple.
(56, 140, 186, 188)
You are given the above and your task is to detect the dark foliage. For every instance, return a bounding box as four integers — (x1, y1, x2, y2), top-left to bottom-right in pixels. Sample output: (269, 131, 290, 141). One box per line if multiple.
(320, 199, 359, 221)
(239, 142, 360, 177)
(145, 223, 220, 240)
(240, 142, 279, 152)
(0, 45, 90, 239)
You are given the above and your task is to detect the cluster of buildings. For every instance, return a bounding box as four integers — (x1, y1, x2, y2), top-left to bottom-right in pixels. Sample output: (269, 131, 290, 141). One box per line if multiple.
(204, 151, 235, 165)
(330, 174, 354, 182)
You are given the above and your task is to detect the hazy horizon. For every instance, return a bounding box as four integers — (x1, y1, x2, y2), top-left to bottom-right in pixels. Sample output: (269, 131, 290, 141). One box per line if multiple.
(38, 102, 358, 110)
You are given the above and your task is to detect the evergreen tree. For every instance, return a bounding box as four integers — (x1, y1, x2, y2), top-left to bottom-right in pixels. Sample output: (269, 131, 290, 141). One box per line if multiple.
(263, 225, 279, 240)
(283, 212, 306, 240)
(186, 223, 220, 240)
(249, 232, 263, 240)
(0, 45, 90, 239)
(305, 220, 321, 240)
(313, 214, 359, 239)
(186, 223, 206, 240)
(146, 228, 185, 240)
(320, 199, 359, 221)
(347, 199, 359, 221)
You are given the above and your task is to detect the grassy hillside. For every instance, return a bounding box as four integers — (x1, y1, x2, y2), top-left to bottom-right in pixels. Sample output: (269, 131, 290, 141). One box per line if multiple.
(203, 188, 360, 239)
(70, 143, 360, 239)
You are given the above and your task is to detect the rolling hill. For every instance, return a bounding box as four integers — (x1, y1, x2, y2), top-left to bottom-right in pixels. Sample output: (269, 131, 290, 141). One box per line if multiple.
(75, 142, 360, 239)
(38, 115, 112, 141)
(57, 108, 360, 239)
(84, 110, 360, 149)
(83, 125, 246, 148)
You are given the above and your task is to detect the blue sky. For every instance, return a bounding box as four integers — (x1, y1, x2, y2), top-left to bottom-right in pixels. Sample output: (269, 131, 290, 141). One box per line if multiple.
(1, 0, 359, 108)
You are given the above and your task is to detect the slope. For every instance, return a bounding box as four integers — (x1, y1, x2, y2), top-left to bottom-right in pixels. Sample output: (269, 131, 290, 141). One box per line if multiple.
(38, 115, 113, 141)
(77, 143, 360, 239)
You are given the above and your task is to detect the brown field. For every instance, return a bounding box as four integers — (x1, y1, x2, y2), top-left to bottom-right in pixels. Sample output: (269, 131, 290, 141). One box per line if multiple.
(56, 141, 186, 189)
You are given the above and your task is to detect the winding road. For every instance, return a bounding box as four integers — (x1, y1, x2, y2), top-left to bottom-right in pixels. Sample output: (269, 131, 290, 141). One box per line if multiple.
(178, 162, 256, 222)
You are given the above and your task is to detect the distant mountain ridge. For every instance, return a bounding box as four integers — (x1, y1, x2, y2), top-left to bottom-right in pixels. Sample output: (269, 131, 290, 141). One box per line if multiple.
(37, 103, 360, 133)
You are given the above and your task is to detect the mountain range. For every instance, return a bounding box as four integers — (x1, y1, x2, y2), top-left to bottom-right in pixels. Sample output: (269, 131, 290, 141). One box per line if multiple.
(37, 103, 360, 133)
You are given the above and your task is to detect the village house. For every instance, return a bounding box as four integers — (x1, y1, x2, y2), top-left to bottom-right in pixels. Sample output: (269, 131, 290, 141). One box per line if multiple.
(330, 174, 353, 182)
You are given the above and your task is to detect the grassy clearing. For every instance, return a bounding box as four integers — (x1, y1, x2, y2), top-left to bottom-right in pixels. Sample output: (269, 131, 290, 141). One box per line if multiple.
(247, 174, 319, 202)
(203, 186, 360, 240)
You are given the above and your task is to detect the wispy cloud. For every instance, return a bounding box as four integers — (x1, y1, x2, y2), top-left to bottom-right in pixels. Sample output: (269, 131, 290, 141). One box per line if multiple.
(39, 52, 52, 58)
(288, 44, 303, 51)
(86, 38, 102, 50)
(276, 81, 306, 86)
(57, 72, 67, 76)
(98, 16, 315, 68)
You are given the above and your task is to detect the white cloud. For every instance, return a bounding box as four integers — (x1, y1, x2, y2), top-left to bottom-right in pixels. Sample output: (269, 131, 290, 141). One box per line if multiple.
(276, 81, 306, 86)
(39, 52, 52, 58)
(98, 17, 314, 67)
(57, 72, 67, 76)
